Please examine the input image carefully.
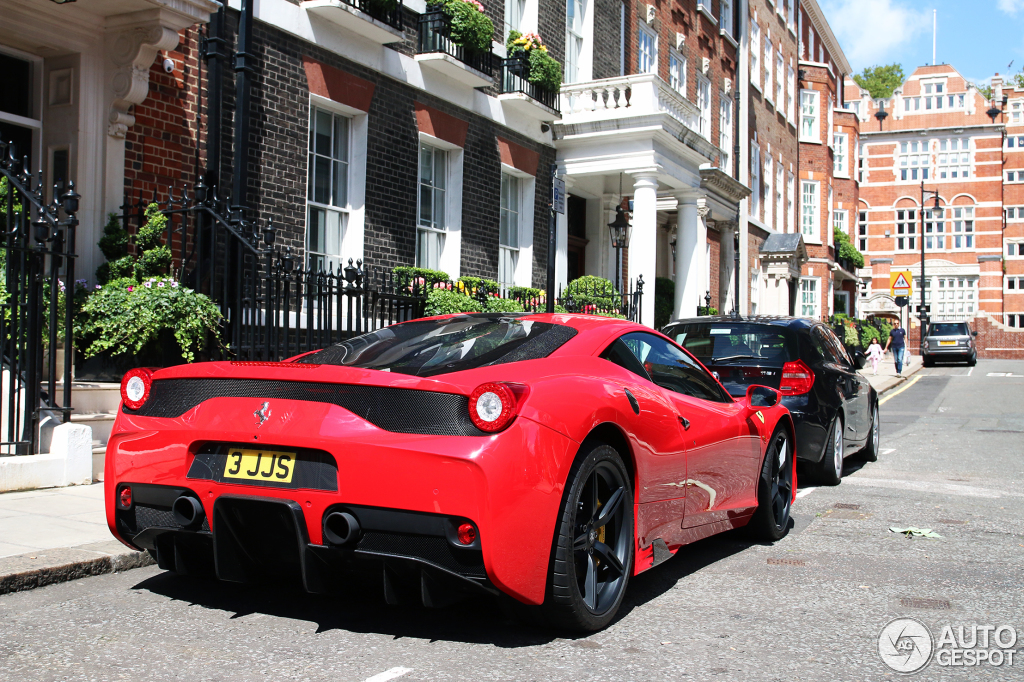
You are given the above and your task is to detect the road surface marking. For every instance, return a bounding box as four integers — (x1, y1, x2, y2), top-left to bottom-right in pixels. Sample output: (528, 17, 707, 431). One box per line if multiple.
(968, 366, 974, 377)
(880, 448, 896, 455)
(841, 476, 1018, 499)
(363, 668, 413, 682)
(879, 375, 922, 405)
(795, 487, 816, 499)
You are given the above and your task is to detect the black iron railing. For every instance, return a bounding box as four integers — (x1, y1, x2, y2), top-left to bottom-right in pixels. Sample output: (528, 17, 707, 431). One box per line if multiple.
(339, 0, 403, 31)
(501, 55, 560, 112)
(417, 10, 494, 77)
(1, 141, 80, 455)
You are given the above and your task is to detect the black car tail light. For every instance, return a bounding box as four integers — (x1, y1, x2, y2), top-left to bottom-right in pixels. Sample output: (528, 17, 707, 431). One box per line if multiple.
(121, 368, 154, 410)
(779, 360, 814, 395)
(468, 382, 517, 433)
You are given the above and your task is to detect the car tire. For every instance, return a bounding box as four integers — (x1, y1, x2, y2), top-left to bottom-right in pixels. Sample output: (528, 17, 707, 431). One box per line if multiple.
(923, 356, 934, 368)
(544, 442, 634, 632)
(859, 402, 880, 462)
(814, 415, 844, 486)
(967, 354, 977, 366)
(745, 424, 794, 542)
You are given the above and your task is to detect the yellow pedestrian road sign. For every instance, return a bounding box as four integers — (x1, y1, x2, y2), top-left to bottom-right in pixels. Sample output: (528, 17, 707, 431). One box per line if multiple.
(890, 270, 913, 297)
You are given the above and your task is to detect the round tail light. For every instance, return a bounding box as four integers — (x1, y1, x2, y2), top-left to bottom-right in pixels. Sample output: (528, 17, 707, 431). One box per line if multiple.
(119, 486, 132, 509)
(468, 382, 517, 432)
(121, 368, 154, 411)
(456, 522, 477, 545)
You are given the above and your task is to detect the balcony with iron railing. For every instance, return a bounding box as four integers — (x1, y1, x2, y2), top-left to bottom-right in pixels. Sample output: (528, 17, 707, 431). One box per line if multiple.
(416, 10, 494, 88)
(302, 0, 404, 45)
(498, 55, 560, 120)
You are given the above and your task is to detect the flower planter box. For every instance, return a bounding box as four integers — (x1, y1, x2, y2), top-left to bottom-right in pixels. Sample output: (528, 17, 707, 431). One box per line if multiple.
(499, 54, 560, 120)
(416, 10, 494, 88)
(302, 0, 404, 44)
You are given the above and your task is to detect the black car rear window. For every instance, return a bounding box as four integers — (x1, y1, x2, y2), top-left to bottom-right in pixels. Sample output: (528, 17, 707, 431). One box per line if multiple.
(663, 323, 797, 365)
(297, 314, 576, 377)
(929, 323, 968, 336)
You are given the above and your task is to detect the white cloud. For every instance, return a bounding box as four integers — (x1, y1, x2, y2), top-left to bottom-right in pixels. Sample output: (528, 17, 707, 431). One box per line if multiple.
(819, 0, 931, 73)
(998, 0, 1024, 14)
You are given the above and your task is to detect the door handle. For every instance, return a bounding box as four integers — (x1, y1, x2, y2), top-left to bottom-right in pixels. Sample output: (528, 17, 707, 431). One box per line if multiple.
(678, 415, 690, 430)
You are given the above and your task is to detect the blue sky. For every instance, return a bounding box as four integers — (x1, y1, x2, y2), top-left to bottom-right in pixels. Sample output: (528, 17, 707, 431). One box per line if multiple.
(818, 0, 1024, 88)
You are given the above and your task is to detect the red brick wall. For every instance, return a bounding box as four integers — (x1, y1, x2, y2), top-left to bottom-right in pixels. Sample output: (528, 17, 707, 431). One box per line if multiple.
(708, 228, 721, 309)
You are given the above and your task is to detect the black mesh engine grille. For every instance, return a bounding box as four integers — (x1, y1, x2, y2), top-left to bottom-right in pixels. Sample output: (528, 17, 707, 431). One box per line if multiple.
(357, 531, 486, 577)
(123, 379, 485, 436)
(120, 504, 211, 536)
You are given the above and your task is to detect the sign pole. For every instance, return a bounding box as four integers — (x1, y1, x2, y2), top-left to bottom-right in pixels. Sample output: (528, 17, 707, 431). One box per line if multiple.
(547, 164, 565, 313)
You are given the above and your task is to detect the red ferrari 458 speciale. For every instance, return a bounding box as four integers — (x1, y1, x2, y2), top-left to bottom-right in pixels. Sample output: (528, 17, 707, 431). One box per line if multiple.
(106, 312, 796, 630)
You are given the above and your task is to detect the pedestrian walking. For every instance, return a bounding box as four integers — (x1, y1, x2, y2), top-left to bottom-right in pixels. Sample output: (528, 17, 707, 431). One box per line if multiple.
(884, 323, 909, 377)
(866, 337, 884, 375)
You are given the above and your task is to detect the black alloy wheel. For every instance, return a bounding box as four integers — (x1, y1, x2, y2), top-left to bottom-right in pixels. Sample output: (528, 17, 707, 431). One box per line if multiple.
(859, 403, 880, 462)
(747, 425, 794, 541)
(815, 415, 844, 486)
(546, 443, 633, 631)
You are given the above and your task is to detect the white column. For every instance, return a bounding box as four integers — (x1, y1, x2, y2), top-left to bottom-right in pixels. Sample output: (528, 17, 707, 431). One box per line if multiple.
(720, 221, 736, 313)
(628, 174, 659, 327)
(674, 192, 703, 319)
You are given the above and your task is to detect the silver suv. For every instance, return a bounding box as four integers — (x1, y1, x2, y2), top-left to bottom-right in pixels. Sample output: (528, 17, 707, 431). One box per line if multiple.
(922, 321, 978, 366)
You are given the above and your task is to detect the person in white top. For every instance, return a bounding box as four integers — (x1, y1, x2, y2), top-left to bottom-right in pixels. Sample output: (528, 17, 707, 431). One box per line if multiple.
(866, 337, 884, 376)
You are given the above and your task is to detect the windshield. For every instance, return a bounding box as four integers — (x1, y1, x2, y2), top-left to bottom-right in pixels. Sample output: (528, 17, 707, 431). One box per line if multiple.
(297, 314, 576, 377)
(664, 323, 797, 365)
(929, 323, 968, 337)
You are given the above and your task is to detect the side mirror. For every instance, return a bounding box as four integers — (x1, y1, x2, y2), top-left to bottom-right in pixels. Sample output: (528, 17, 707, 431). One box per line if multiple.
(853, 350, 868, 369)
(746, 384, 780, 408)
(972, 331, 978, 337)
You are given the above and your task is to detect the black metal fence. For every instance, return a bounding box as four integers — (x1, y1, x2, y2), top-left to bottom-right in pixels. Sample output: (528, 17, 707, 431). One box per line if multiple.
(417, 10, 494, 76)
(1, 142, 80, 455)
(340, 0, 404, 30)
(501, 55, 560, 112)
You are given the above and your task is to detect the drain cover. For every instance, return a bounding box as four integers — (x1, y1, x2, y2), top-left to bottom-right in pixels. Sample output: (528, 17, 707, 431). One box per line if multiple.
(900, 597, 951, 610)
(833, 503, 861, 510)
(767, 557, 806, 566)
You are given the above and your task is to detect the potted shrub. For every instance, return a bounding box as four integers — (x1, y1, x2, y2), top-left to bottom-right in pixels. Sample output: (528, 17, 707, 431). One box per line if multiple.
(505, 30, 562, 93)
(426, 0, 494, 53)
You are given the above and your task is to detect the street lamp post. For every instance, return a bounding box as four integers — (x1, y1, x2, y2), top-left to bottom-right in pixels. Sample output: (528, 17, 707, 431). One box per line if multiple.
(919, 183, 942, 351)
(607, 203, 631, 294)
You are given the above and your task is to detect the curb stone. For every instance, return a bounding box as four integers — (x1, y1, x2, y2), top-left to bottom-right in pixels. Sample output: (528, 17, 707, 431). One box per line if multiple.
(0, 541, 154, 596)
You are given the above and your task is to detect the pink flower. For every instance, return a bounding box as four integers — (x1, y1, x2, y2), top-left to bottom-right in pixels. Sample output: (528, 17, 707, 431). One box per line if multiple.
(144, 281, 152, 288)
(171, 281, 178, 288)
(127, 286, 134, 292)
(94, 284, 101, 290)
(157, 282, 165, 287)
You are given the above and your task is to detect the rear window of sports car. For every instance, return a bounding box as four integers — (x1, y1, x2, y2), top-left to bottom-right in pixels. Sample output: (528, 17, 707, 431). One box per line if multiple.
(297, 314, 576, 377)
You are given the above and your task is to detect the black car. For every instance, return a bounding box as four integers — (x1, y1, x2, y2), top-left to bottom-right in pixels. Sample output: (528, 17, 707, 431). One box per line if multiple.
(662, 316, 879, 485)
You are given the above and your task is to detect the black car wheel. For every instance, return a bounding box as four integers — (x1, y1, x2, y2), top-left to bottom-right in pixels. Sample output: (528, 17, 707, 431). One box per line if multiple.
(545, 443, 633, 632)
(967, 353, 977, 366)
(815, 415, 844, 486)
(923, 356, 934, 368)
(746, 425, 793, 542)
(859, 403, 880, 462)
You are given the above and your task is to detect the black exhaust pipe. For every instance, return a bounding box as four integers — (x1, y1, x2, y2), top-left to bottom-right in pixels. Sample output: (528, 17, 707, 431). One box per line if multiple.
(323, 511, 361, 546)
(172, 496, 206, 528)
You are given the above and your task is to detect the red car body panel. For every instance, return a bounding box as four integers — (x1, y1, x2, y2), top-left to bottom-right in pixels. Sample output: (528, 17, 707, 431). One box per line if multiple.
(105, 314, 795, 605)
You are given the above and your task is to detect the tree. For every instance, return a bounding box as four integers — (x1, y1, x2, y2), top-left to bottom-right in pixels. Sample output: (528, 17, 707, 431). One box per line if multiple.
(852, 64, 905, 99)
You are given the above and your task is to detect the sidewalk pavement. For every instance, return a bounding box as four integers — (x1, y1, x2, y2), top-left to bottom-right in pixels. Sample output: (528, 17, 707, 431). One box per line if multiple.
(0, 356, 923, 597)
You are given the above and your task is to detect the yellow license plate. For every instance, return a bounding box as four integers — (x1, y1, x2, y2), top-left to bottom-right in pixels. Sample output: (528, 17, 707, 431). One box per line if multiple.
(939, 340, 956, 346)
(223, 448, 297, 483)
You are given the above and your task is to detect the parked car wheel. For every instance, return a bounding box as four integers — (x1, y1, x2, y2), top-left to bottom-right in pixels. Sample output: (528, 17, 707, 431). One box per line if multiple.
(967, 354, 977, 366)
(746, 425, 794, 542)
(859, 403, 880, 462)
(815, 416, 844, 485)
(545, 443, 633, 632)
(923, 356, 934, 367)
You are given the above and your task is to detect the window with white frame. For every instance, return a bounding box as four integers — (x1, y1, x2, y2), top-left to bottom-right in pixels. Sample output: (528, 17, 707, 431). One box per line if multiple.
(776, 162, 784, 231)
(1006, 135, 1024, 148)
(1008, 170, 1024, 183)
(787, 171, 795, 233)
(307, 107, 350, 271)
(827, 184, 833, 243)
(720, 0, 732, 36)
(933, 277, 976, 316)
(800, 90, 819, 141)
(669, 50, 686, 96)
(924, 207, 945, 250)
(895, 209, 916, 251)
(764, 38, 773, 102)
(416, 143, 447, 270)
(750, 21, 760, 89)
(504, 0, 525, 43)
(787, 0, 795, 31)
(899, 140, 929, 181)
(638, 24, 657, 75)
(750, 143, 761, 217)
(801, 180, 819, 238)
(499, 172, 520, 286)
(833, 209, 847, 236)
(775, 49, 784, 107)
(799, 277, 819, 318)
(858, 143, 866, 183)
(949, 206, 974, 249)
(1008, 241, 1024, 257)
(565, 0, 585, 83)
(1006, 275, 1024, 291)
(937, 139, 969, 179)
(1006, 206, 1024, 221)
(786, 63, 795, 122)
(697, 76, 712, 140)
(719, 92, 732, 173)
(1012, 101, 1022, 124)
(833, 132, 848, 177)
(857, 209, 868, 251)
(764, 155, 773, 226)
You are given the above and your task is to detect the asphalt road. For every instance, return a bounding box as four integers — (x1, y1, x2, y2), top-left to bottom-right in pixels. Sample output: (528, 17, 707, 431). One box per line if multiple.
(2, 360, 1023, 682)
